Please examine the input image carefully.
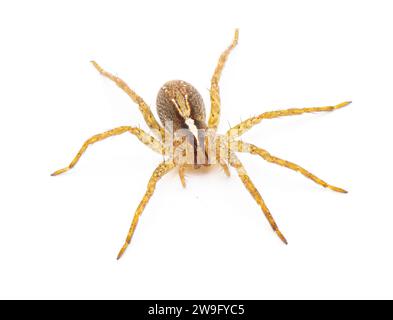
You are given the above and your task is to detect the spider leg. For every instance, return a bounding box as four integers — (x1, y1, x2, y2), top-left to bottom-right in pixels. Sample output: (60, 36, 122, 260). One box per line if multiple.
(51, 126, 164, 176)
(226, 101, 352, 139)
(219, 162, 231, 177)
(211, 134, 231, 176)
(208, 29, 239, 131)
(179, 165, 187, 188)
(117, 161, 176, 259)
(91, 61, 166, 139)
(237, 141, 347, 193)
(229, 153, 288, 244)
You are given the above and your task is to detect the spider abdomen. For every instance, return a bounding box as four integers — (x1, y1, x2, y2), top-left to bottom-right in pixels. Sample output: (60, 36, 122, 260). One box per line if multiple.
(156, 80, 207, 132)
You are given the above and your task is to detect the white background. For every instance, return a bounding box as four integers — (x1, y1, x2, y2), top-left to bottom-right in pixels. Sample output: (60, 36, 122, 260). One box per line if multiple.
(0, 0, 392, 300)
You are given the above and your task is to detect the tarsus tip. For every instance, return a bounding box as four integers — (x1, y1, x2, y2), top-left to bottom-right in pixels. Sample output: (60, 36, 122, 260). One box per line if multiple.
(117, 246, 126, 260)
(277, 231, 288, 245)
(329, 186, 348, 194)
(233, 29, 239, 44)
(90, 60, 100, 69)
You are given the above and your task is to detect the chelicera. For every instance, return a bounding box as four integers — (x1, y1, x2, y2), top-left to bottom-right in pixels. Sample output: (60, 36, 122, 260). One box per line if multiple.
(52, 30, 350, 259)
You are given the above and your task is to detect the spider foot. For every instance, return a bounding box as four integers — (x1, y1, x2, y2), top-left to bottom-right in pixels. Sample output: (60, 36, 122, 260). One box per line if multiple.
(327, 185, 348, 193)
(91, 60, 104, 74)
(179, 174, 187, 188)
(220, 163, 231, 177)
(51, 167, 70, 176)
(276, 230, 288, 245)
(117, 243, 128, 260)
(179, 166, 187, 188)
(334, 101, 352, 109)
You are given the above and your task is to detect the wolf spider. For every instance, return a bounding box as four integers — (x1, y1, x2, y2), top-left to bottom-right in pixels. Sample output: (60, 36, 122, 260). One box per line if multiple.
(51, 29, 350, 259)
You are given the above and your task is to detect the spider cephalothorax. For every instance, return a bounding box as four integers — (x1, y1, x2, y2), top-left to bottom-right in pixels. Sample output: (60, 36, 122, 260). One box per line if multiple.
(52, 29, 350, 259)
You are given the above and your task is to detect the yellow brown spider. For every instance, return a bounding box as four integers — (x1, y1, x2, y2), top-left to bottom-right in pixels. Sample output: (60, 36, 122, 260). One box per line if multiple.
(51, 29, 350, 259)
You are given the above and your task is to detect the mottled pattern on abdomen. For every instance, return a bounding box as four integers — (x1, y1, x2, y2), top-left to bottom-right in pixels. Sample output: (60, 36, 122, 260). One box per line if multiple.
(156, 80, 206, 132)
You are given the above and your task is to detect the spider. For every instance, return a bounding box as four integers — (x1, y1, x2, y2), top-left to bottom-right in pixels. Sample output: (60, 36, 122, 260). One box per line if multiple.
(51, 29, 350, 259)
